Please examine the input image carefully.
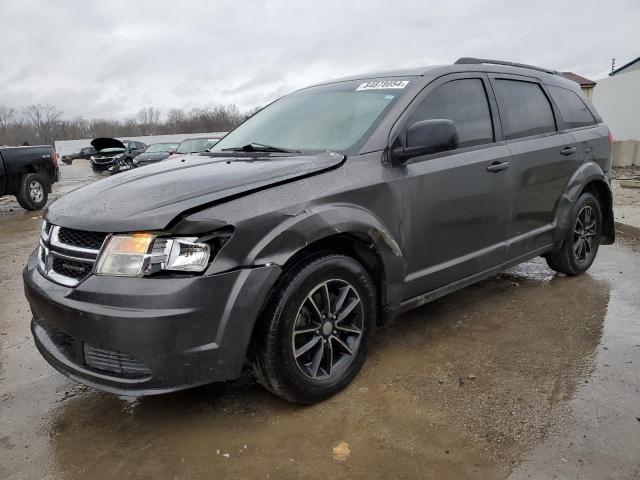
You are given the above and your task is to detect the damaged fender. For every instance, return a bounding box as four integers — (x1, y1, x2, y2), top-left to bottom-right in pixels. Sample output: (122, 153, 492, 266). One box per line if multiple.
(551, 161, 615, 248)
(211, 205, 407, 307)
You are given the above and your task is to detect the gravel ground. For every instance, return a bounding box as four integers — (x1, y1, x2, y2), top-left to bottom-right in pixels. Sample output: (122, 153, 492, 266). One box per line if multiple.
(612, 166, 640, 230)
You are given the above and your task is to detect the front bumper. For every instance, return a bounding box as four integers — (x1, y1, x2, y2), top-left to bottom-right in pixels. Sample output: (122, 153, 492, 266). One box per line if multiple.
(23, 251, 280, 395)
(90, 157, 116, 169)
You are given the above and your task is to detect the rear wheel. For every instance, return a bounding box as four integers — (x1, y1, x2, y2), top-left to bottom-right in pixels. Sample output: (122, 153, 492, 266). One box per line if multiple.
(253, 254, 376, 404)
(546, 192, 602, 275)
(16, 173, 48, 210)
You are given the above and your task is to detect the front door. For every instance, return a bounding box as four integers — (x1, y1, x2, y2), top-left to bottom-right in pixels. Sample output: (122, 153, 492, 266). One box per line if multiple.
(396, 74, 513, 299)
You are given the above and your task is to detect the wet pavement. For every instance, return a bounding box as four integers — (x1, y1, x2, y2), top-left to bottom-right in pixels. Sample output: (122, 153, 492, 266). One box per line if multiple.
(1, 161, 639, 479)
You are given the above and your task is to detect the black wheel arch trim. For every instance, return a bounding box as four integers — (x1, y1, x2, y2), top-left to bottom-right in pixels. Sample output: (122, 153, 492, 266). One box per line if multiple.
(552, 161, 614, 249)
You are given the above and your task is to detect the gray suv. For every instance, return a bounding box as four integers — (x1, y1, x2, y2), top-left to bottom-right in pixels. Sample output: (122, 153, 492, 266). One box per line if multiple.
(24, 58, 614, 404)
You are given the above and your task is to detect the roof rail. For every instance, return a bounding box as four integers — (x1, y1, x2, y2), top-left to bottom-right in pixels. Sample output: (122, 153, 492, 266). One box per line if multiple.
(454, 57, 559, 75)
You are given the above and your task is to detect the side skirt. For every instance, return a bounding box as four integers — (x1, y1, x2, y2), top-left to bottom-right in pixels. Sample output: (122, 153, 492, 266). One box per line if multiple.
(383, 244, 553, 322)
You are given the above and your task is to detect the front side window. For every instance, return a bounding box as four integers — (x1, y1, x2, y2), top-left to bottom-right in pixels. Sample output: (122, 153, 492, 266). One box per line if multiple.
(493, 79, 556, 140)
(547, 85, 596, 129)
(212, 78, 413, 155)
(408, 78, 494, 148)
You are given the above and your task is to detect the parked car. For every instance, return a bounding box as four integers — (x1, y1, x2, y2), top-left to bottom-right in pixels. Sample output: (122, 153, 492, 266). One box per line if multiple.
(132, 142, 180, 168)
(24, 58, 614, 404)
(0, 145, 59, 210)
(89, 138, 146, 171)
(167, 137, 221, 159)
(61, 146, 96, 165)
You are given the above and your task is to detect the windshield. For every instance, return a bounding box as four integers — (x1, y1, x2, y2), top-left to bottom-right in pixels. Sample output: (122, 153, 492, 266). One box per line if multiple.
(176, 138, 218, 154)
(212, 78, 413, 155)
(146, 143, 179, 153)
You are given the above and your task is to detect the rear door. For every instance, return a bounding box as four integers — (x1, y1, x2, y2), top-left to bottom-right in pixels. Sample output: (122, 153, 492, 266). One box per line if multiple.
(546, 84, 608, 171)
(397, 73, 513, 298)
(489, 74, 579, 258)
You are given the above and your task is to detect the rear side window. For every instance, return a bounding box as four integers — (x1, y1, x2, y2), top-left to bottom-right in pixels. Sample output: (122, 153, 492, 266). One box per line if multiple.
(408, 78, 494, 148)
(547, 85, 596, 128)
(493, 79, 556, 140)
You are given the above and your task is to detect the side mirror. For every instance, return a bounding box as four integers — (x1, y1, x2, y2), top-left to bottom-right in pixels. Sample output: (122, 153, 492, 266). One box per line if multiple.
(391, 119, 459, 166)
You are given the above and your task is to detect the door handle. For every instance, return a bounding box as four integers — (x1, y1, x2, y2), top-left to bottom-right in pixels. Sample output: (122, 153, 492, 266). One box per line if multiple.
(486, 161, 511, 173)
(561, 146, 577, 156)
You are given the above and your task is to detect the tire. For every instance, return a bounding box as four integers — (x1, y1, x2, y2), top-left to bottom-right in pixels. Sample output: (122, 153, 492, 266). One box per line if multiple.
(253, 254, 377, 404)
(546, 192, 602, 276)
(15, 173, 48, 211)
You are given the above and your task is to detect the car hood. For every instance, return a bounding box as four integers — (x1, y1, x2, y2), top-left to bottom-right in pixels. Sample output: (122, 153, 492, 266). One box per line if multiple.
(46, 152, 345, 232)
(91, 137, 126, 151)
(135, 151, 171, 163)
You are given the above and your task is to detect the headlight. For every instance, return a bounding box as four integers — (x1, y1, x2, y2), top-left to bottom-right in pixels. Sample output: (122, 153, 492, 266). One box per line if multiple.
(95, 233, 211, 277)
(114, 154, 124, 159)
(90, 155, 95, 160)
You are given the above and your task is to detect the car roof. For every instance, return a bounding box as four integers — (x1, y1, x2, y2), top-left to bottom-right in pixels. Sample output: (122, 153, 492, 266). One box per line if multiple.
(311, 59, 576, 91)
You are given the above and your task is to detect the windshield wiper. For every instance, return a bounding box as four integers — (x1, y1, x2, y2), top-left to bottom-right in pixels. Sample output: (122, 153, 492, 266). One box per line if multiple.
(221, 142, 300, 153)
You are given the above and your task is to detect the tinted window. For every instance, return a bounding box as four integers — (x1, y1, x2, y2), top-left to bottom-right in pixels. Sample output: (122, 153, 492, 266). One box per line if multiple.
(408, 79, 493, 148)
(493, 80, 556, 140)
(547, 85, 595, 128)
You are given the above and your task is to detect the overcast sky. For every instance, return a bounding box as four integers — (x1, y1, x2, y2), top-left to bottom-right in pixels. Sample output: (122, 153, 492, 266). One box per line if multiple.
(0, 0, 638, 120)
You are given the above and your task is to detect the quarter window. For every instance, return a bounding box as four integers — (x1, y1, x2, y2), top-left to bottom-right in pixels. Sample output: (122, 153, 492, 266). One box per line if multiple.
(408, 79, 494, 148)
(547, 85, 596, 129)
(493, 79, 556, 140)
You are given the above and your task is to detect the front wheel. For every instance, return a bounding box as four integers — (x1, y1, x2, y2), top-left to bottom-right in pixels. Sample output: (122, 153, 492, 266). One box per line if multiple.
(546, 192, 602, 275)
(253, 254, 377, 404)
(15, 173, 48, 210)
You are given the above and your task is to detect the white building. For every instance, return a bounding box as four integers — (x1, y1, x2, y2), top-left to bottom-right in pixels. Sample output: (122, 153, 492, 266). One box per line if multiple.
(591, 56, 640, 166)
(592, 56, 640, 141)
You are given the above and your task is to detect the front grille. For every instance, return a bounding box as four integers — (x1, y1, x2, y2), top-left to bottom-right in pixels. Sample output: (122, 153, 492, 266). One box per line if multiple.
(51, 257, 93, 280)
(83, 344, 151, 378)
(39, 223, 108, 287)
(58, 227, 108, 251)
(94, 156, 116, 164)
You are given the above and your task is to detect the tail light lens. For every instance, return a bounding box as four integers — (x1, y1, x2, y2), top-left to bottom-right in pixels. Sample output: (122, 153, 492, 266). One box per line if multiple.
(52, 152, 60, 167)
(608, 132, 613, 145)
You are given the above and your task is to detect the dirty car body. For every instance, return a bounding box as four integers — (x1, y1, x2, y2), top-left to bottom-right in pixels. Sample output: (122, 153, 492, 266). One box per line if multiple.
(24, 59, 614, 399)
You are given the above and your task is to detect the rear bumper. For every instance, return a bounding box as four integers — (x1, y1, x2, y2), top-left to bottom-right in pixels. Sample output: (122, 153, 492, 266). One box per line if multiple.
(23, 251, 281, 395)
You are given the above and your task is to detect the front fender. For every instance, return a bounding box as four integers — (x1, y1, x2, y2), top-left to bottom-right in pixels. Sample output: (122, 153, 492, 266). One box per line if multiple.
(213, 204, 407, 306)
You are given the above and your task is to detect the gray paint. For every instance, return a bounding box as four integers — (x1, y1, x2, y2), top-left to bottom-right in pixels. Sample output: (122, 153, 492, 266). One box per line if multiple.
(25, 63, 615, 395)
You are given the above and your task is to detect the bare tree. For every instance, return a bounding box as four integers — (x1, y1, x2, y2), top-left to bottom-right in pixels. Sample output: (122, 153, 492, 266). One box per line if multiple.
(0, 102, 251, 146)
(135, 107, 161, 135)
(166, 108, 186, 132)
(0, 106, 16, 129)
(21, 104, 62, 145)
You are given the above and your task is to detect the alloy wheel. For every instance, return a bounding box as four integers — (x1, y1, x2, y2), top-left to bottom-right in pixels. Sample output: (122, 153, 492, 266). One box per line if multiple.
(291, 279, 364, 380)
(573, 205, 596, 263)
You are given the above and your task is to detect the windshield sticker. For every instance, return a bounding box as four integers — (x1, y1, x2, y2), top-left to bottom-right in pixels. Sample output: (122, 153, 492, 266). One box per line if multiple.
(356, 80, 409, 91)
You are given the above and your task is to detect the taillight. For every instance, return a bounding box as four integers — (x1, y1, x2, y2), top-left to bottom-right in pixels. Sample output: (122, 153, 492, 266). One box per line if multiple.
(608, 132, 613, 145)
(53, 152, 59, 167)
